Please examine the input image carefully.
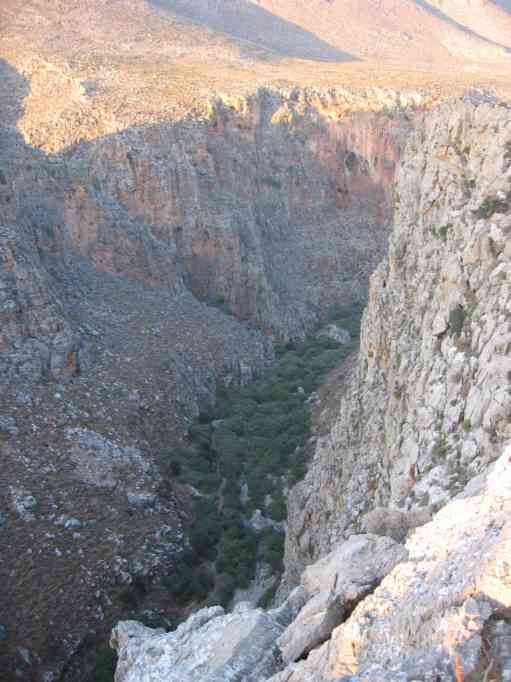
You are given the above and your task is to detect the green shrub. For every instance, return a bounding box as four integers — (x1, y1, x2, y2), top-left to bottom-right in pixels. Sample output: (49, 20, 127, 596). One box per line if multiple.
(162, 561, 214, 604)
(257, 580, 279, 609)
(437, 224, 453, 242)
(327, 302, 365, 337)
(90, 648, 117, 682)
(260, 529, 285, 572)
(261, 175, 282, 189)
(449, 307, 467, 336)
(432, 438, 449, 459)
(473, 194, 511, 219)
(216, 525, 257, 587)
(267, 489, 287, 521)
(214, 573, 237, 607)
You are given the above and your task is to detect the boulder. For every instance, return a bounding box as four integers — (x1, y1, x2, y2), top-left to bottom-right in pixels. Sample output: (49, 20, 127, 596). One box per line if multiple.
(301, 534, 408, 598)
(269, 586, 308, 627)
(112, 605, 284, 682)
(0, 415, 18, 436)
(360, 507, 432, 543)
(279, 534, 407, 663)
(278, 591, 344, 664)
(9, 486, 37, 522)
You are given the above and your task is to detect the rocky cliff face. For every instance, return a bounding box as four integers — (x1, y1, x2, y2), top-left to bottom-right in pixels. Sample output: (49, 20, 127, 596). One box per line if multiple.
(2, 69, 421, 387)
(63, 87, 416, 338)
(283, 95, 511, 583)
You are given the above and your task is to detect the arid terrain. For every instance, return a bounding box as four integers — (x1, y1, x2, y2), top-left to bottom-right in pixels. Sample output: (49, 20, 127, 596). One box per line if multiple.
(1, 1, 511, 681)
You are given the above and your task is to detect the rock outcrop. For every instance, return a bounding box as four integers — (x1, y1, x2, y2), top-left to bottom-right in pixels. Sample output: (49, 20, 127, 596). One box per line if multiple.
(112, 604, 285, 682)
(112, 445, 511, 681)
(278, 534, 407, 664)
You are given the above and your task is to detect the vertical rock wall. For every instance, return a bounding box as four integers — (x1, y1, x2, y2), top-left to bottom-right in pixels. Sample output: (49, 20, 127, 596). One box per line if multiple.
(62, 88, 419, 337)
(284, 96, 511, 583)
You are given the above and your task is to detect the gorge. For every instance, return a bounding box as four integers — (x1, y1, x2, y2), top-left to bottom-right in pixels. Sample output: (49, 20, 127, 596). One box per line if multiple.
(0, 58, 418, 681)
(112, 94, 511, 682)
(1, 1, 511, 681)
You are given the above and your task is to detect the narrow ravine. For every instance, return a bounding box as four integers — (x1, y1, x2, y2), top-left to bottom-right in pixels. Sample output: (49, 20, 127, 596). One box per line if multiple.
(87, 304, 363, 681)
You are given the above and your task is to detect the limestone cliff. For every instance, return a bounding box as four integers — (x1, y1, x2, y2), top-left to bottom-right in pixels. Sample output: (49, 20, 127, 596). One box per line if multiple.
(63, 87, 416, 338)
(284, 94, 511, 582)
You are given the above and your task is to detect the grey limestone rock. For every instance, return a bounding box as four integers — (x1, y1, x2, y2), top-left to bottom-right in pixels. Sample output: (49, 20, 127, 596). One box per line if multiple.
(64, 428, 153, 491)
(9, 486, 37, 522)
(316, 325, 351, 346)
(278, 591, 345, 664)
(360, 507, 432, 543)
(0, 415, 18, 436)
(269, 586, 308, 627)
(301, 534, 408, 598)
(111, 605, 284, 682)
(278, 534, 407, 664)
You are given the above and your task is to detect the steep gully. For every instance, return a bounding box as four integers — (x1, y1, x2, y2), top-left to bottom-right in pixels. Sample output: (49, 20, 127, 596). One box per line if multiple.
(0, 58, 427, 680)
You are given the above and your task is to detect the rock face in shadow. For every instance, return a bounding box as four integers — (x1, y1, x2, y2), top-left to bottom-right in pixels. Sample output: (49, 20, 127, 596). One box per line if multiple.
(0, 60, 79, 386)
(63, 88, 416, 339)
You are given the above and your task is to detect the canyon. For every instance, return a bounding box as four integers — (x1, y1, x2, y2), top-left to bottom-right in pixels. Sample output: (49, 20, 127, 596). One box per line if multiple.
(1, 1, 511, 681)
(113, 93, 511, 682)
(0, 51, 418, 682)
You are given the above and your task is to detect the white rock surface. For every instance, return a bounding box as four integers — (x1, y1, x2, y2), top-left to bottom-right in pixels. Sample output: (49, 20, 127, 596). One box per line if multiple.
(278, 534, 407, 663)
(316, 325, 351, 345)
(301, 534, 407, 597)
(284, 97, 511, 584)
(111, 605, 284, 682)
(274, 446, 511, 681)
